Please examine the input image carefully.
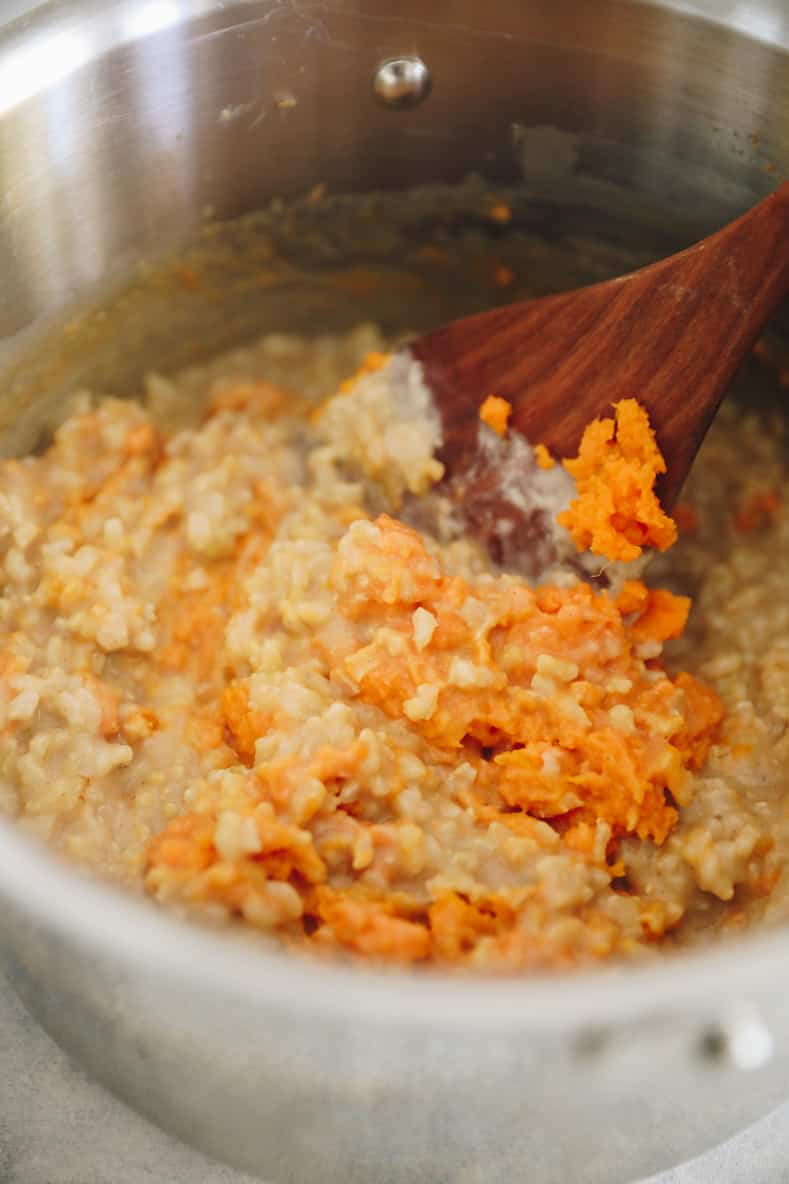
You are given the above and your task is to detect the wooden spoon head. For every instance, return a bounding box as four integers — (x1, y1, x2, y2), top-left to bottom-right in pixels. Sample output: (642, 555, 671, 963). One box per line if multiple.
(409, 183, 789, 566)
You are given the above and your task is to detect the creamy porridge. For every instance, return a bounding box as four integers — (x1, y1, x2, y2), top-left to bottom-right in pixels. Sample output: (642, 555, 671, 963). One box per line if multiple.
(0, 322, 786, 972)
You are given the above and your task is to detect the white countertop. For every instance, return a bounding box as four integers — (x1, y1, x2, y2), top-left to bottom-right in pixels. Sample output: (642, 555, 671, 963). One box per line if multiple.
(0, 971, 258, 1184)
(1, 968, 787, 1184)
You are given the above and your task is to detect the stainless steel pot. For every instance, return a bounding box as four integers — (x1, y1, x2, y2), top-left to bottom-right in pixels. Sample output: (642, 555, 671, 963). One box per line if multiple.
(0, 2, 788, 1181)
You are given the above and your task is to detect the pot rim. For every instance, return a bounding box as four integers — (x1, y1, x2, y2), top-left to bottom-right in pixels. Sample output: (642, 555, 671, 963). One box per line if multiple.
(1, 0, 787, 124)
(2, 816, 787, 1034)
(1, 0, 788, 1039)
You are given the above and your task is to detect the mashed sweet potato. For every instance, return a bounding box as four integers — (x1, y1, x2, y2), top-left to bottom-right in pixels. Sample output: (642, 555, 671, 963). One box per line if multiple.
(140, 373, 725, 968)
(558, 399, 678, 561)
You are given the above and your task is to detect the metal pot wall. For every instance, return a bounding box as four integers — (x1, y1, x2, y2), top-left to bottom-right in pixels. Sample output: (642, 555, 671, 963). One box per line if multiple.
(0, 2, 788, 1182)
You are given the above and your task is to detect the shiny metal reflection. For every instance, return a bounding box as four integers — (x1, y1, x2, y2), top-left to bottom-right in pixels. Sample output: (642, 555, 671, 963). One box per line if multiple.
(373, 55, 432, 108)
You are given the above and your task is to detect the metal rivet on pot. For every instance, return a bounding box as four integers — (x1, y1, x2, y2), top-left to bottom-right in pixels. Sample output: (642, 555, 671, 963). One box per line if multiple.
(373, 56, 432, 109)
(699, 1008, 774, 1071)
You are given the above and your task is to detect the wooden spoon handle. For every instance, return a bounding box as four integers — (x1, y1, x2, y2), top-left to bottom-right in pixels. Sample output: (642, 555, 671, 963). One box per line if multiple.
(414, 183, 789, 507)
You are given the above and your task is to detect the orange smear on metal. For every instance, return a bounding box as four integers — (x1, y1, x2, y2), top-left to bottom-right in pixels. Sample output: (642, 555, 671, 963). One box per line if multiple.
(494, 264, 515, 287)
(487, 201, 512, 224)
(559, 399, 678, 561)
(734, 488, 781, 532)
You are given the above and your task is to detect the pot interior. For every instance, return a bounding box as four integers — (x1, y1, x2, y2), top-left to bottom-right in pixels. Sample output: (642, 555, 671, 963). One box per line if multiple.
(0, 0, 787, 440)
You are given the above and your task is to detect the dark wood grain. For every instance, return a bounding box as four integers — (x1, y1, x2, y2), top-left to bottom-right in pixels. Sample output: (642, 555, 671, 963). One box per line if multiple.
(411, 183, 789, 510)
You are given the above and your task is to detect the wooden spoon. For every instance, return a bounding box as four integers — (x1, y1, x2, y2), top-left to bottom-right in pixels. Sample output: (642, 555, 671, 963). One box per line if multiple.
(406, 183, 789, 573)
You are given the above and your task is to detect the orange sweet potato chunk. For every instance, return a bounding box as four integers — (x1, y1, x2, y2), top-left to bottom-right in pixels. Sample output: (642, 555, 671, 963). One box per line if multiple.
(479, 395, 512, 437)
(559, 399, 678, 561)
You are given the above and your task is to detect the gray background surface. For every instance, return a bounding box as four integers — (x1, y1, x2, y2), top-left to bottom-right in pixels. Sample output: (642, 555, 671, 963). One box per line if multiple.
(0, 0, 787, 1180)
(2, 968, 787, 1184)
